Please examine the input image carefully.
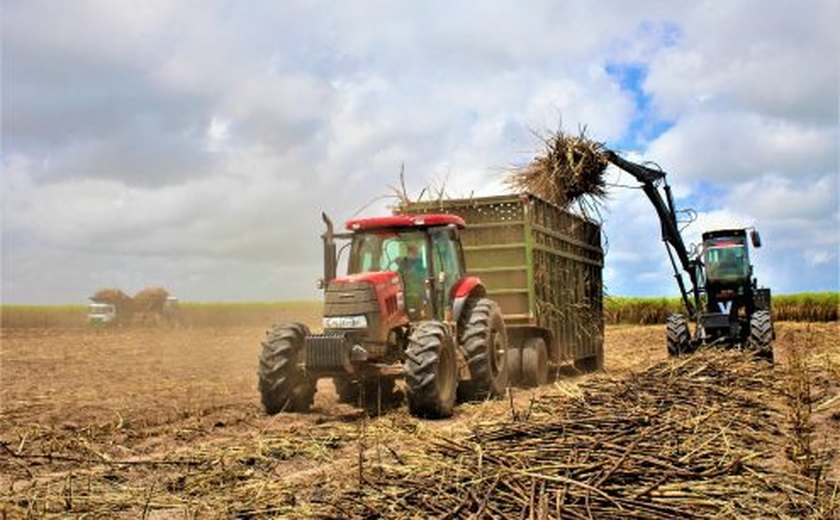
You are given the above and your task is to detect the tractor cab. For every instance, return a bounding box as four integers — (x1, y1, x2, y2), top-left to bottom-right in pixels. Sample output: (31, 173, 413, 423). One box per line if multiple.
(343, 214, 467, 322)
(702, 231, 751, 284)
(314, 213, 472, 367)
(698, 228, 767, 341)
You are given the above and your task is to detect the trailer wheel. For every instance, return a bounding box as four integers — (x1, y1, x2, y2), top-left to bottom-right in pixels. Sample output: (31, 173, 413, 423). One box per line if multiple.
(507, 346, 522, 386)
(258, 323, 315, 414)
(521, 337, 549, 387)
(457, 298, 509, 401)
(749, 310, 774, 362)
(405, 321, 457, 418)
(666, 314, 691, 357)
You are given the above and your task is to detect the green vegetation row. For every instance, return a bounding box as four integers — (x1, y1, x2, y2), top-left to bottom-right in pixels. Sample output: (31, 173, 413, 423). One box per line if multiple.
(605, 292, 838, 325)
(1, 293, 836, 329)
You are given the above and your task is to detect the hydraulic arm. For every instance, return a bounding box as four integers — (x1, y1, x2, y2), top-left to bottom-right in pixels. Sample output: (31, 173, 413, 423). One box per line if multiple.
(604, 151, 699, 317)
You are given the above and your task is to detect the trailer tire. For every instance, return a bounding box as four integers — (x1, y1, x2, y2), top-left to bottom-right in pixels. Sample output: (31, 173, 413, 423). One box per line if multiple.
(405, 321, 457, 419)
(258, 323, 315, 414)
(749, 310, 774, 362)
(457, 298, 508, 401)
(666, 314, 691, 357)
(507, 346, 522, 387)
(521, 337, 549, 387)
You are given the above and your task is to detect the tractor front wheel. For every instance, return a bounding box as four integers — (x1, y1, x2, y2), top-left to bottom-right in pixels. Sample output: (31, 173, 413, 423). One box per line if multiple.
(666, 314, 691, 357)
(258, 323, 315, 414)
(405, 321, 457, 419)
(749, 310, 774, 362)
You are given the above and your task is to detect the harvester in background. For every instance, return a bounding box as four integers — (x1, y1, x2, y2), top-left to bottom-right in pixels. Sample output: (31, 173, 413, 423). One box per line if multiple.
(604, 151, 774, 360)
(88, 287, 182, 327)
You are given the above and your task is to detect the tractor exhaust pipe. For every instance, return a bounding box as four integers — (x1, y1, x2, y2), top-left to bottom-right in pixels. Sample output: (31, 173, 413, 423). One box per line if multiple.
(322, 213, 337, 287)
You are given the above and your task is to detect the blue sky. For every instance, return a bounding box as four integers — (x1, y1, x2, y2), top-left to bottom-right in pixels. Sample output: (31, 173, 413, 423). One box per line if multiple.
(2, 0, 838, 303)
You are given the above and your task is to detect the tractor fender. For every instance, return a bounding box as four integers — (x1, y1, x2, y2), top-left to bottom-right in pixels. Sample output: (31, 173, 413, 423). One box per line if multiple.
(451, 276, 486, 323)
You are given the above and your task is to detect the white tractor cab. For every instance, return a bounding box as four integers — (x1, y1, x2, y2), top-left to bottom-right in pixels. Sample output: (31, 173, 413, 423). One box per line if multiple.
(88, 303, 117, 326)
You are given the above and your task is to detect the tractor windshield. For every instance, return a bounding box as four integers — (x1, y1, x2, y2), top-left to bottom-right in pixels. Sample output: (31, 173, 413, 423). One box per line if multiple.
(349, 230, 429, 318)
(704, 244, 749, 282)
(349, 230, 427, 275)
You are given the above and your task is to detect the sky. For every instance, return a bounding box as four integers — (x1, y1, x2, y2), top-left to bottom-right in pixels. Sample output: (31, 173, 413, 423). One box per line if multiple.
(2, 0, 838, 304)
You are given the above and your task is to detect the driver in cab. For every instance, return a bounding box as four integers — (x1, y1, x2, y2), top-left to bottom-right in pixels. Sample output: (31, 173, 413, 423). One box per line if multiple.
(398, 242, 427, 319)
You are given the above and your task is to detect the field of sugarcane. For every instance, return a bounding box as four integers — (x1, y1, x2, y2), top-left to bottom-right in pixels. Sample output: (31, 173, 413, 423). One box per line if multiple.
(604, 293, 839, 324)
(1, 293, 835, 330)
(1, 322, 837, 517)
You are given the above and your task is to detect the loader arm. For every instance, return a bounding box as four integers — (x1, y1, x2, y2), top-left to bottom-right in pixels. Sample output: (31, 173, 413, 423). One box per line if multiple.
(604, 151, 699, 317)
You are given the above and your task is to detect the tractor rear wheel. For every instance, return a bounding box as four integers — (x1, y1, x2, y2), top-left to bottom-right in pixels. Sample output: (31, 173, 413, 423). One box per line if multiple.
(521, 337, 549, 387)
(749, 310, 774, 362)
(405, 321, 457, 419)
(258, 323, 315, 414)
(666, 314, 691, 357)
(457, 298, 509, 401)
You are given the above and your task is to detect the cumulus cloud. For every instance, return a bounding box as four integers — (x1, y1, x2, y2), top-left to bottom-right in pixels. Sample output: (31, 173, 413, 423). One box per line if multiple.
(646, 112, 837, 183)
(2, 0, 837, 303)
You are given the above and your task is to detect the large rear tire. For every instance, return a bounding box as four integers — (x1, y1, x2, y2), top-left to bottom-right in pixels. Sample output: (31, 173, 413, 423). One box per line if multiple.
(749, 310, 774, 362)
(405, 321, 457, 419)
(666, 314, 691, 357)
(258, 323, 315, 414)
(457, 298, 509, 401)
(521, 337, 549, 387)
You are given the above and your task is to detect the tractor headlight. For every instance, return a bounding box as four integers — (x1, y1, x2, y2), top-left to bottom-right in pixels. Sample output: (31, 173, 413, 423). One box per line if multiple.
(322, 315, 368, 329)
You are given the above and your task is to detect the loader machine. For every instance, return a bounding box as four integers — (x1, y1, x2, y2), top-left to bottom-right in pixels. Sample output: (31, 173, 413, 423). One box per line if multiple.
(605, 151, 775, 360)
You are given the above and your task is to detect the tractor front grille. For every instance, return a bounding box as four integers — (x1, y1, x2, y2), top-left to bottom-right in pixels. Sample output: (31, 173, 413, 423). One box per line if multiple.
(324, 282, 379, 316)
(305, 333, 350, 370)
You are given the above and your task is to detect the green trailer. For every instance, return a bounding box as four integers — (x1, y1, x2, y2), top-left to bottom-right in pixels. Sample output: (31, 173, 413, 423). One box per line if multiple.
(407, 194, 604, 385)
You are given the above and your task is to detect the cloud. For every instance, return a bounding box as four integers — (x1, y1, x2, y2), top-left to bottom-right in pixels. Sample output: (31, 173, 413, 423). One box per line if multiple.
(2, 0, 838, 303)
(645, 112, 837, 184)
(643, 0, 838, 124)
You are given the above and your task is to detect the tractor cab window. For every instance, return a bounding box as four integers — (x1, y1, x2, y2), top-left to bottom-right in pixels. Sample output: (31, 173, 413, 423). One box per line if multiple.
(431, 227, 463, 318)
(349, 231, 427, 273)
(704, 244, 749, 282)
(349, 230, 431, 319)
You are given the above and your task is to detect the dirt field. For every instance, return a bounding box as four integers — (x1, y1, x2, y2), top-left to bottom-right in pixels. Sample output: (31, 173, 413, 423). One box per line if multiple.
(1, 322, 838, 517)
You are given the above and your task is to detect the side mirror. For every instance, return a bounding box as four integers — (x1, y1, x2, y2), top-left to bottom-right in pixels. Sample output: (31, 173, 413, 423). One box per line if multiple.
(750, 229, 762, 248)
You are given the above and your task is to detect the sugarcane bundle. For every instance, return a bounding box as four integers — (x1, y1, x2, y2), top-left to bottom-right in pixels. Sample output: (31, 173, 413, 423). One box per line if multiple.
(508, 127, 609, 213)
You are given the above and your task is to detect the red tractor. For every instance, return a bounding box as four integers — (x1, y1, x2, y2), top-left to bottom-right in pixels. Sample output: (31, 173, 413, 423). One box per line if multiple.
(258, 213, 508, 418)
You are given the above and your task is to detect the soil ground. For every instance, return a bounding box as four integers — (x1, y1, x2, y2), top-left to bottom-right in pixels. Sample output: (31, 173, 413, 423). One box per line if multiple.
(1, 322, 837, 517)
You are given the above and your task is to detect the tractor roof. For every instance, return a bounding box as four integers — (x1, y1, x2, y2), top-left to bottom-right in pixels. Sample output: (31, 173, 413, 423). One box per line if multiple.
(345, 214, 465, 232)
(702, 228, 747, 241)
